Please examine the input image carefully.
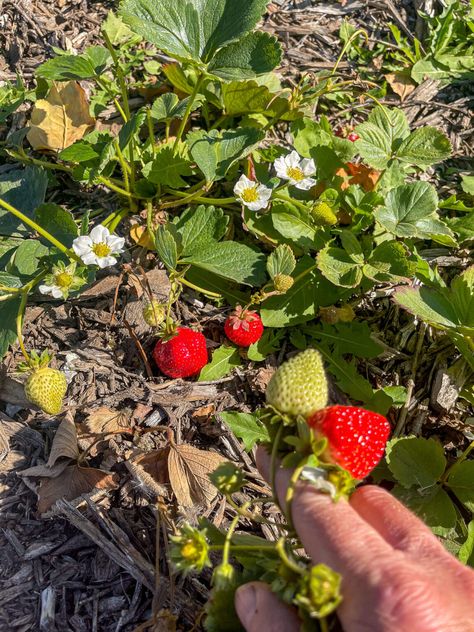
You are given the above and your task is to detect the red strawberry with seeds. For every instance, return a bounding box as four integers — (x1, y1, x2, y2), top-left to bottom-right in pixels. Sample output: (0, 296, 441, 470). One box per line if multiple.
(307, 405, 391, 479)
(224, 306, 264, 347)
(153, 327, 208, 378)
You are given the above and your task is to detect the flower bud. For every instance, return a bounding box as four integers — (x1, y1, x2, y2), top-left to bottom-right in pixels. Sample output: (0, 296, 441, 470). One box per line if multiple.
(273, 274, 294, 293)
(209, 462, 245, 495)
(143, 300, 166, 327)
(294, 564, 342, 619)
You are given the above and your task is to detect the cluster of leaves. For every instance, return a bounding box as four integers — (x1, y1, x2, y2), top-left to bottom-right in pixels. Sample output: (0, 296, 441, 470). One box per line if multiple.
(339, 0, 474, 102)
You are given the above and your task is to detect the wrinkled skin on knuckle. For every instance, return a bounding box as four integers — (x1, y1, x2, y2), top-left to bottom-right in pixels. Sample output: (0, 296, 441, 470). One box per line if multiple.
(373, 562, 474, 632)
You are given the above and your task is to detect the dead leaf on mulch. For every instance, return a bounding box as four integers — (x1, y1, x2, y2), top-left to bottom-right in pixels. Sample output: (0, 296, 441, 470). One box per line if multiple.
(168, 443, 226, 508)
(27, 81, 95, 151)
(20, 461, 69, 479)
(127, 448, 169, 498)
(0, 422, 9, 462)
(47, 414, 79, 467)
(84, 407, 132, 435)
(130, 224, 155, 251)
(0, 450, 27, 472)
(385, 72, 416, 101)
(37, 464, 118, 514)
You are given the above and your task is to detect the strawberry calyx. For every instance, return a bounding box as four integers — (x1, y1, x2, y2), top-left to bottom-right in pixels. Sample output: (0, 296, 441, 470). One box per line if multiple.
(226, 305, 260, 332)
(17, 349, 53, 373)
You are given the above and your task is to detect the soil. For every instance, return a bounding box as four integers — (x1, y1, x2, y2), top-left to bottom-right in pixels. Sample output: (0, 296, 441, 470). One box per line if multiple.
(0, 1, 472, 631)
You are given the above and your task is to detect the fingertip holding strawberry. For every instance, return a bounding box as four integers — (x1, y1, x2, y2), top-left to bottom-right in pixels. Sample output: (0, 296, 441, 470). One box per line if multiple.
(153, 326, 208, 379)
(224, 305, 264, 347)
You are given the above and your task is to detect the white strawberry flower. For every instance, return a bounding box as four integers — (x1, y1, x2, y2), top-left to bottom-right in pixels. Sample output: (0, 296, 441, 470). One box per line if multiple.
(274, 150, 316, 190)
(233, 174, 272, 211)
(38, 262, 84, 299)
(72, 224, 125, 268)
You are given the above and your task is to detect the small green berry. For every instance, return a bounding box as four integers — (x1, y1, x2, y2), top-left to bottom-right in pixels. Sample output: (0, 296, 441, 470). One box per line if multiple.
(273, 274, 294, 293)
(143, 300, 166, 327)
(266, 349, 328, 418)
(311, 202, 338, 226)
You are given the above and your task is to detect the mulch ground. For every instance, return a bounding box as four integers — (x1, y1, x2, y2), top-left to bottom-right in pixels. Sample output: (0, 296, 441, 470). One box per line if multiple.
(0, 1, 472, 630)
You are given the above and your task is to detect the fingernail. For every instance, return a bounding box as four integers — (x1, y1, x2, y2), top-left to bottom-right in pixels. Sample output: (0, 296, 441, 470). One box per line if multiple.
(235, 584, 257, 629)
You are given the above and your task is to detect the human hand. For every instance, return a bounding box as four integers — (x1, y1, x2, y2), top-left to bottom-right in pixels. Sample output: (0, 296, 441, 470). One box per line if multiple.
(235, 447, 474, 632)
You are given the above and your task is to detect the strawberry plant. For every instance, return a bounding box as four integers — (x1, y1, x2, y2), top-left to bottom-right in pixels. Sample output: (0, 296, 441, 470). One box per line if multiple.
(0, 0, 473, 628)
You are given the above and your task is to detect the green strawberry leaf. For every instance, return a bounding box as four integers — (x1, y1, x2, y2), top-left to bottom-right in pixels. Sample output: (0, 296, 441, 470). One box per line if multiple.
(0, 296, 21, 359)
(303, 322, 383, 358)
(247, 328, 285, 362)
(0, 167, 48, 237)
(395, 127, 451, 168)
(181, 241, 266, 286)
(219, 411, 270, 451)
(317, 246, 364, 288)
(385, 437, 447, 489)
(446, 461, 474, 513)
(354, 106, 410, 169)
(208, 32, 282, 80)
(187, 127, 263, 182)
(34, 204, 79, 248)
(119, 0, 269, 64)
(458, 520, 474, 566)
(142, 146, 193, 188)
(150, 93, 201, 122)
(198, 345, 241, 381)
(266, 244, 296, 279)
(9, 240, 49, 278)
(374, 181, 453, 241)
(174, 205, 228, 256)
(392, 484, 457, 536)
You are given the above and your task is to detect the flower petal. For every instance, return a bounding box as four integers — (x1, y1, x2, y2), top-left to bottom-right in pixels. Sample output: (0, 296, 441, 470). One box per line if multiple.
(106, 235, 125, 253)
(72, 236, 92, 256)
(81, 251, 99, 266)
(90, 224, 110, 243)
(97, 255, 117, 269)
(38, 284, 53, 295)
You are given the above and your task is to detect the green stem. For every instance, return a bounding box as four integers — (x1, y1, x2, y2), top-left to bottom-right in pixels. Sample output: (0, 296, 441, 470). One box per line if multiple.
(442, 441, 474, 483)
(222, 503, 249, 566)
(0, 285, 22, 294)
(102, 30, 131, 121)
(270, 424, 284, 506)
(284, 460, 308, 532)
(104, 207, 131, 233)
(173, 75, 204, 152)
(275, 537, 304, 576)
(97, 176, 133, 198)
(165, 189, 235, 206)
(209, 544, 277, 552)
(0, 197, 80, 262)
(8, 149, 71, 173)
(330, 28, 368, 77)
(147, 108, 156, 157)
(160, 186, 209, 210)
(274, 192, 312, 214)
(16, 272, 47, 363)
(180, 276, 221, 299)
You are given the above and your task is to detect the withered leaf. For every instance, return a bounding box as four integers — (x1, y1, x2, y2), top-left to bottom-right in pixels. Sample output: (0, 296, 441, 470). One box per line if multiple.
(84, 407, 132, 435)
(0, 422, 9, 462)
(167, 443, 226, 508)
(47, 414, 79, 467)
(37, 464, 118, 514)
(27, 81, 95, 151)
(20, 461, 69, 479)
(384, 72, 416, 102)
(0, 450, 28, 472)
(129, 225, 155, 251)
(127, 448, 169, 498)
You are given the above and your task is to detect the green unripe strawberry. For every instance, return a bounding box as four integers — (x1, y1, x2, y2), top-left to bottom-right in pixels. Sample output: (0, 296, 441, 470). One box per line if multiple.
(266, 348, 328, 418)
(273, 273, 294, 293)
(311, 202, 338, 226)
(143, 300, 166, 327)
(25, 367, 67, 415)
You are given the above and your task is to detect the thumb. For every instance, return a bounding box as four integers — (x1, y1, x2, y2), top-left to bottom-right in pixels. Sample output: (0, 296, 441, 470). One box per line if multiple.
(235, 582, 300, 632)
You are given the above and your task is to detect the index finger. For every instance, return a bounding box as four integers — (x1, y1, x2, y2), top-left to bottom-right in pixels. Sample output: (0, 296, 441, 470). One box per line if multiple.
(256, 447, 393, 583)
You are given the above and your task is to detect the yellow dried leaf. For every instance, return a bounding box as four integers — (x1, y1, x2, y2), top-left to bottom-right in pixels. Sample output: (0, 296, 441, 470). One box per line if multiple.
(167, 443, 226, 508)
(384, 73, 416, 102)
(130, 225, 155, 250)
(84, 407, 132, 435)
(27, 81, 95, 151)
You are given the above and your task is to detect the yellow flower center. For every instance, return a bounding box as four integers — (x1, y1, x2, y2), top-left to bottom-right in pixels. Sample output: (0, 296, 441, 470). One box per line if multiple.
(92, 242, 112, 257)
(241, 187, 259, 203)
(55, 272, 73, 288)
(287, 166, 305, 181)
(181, 542, 199, 561)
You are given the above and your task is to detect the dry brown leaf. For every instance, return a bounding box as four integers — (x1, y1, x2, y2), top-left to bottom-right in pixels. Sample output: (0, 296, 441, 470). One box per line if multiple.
(20, 461, 69, 479)
(0, 422, 9, 462)
(37, 464, 118, 514)
(47, 415, 79, 467)
(127, 448, 169, 498)
(27, 81, 95, 151)
(167, 443, 226, 508)
(384, 72, 416, 102)
(192, 404, 216, 422)
(84, 407, 132, 435)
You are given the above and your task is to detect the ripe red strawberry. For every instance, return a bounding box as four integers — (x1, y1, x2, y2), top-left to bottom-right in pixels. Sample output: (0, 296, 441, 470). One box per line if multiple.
(347, 132, 359, 142)
(224, 306, 263, 347)
(153, 327, 208, 378)
(307, 405, 391, 479)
